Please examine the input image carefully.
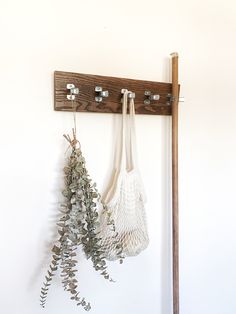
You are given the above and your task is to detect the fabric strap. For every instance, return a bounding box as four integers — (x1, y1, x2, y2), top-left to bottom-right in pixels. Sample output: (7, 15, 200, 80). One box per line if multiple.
(121, 90, 138, 171)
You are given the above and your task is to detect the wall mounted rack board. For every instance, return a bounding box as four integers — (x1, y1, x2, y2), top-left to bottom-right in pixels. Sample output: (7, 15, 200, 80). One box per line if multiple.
(54, 53, 180, 314)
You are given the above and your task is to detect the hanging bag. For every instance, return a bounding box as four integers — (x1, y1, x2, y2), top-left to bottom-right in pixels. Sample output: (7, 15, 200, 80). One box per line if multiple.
(100, 90, 149, 260)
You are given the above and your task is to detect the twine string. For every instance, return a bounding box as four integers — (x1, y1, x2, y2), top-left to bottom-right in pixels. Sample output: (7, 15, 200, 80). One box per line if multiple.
(63, 99, 81, 151)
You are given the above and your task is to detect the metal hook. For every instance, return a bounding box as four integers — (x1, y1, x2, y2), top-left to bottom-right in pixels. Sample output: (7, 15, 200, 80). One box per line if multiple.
(95, 86, 109, 102)
(67, 84, 79, 100)
(121, 89, 135, 99)
(166, 93, 185, 105)
(144, 90, 160, 105)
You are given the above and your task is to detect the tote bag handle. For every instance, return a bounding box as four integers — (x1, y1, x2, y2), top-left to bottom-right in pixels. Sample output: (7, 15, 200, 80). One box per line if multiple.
(120, 90, 138, 172)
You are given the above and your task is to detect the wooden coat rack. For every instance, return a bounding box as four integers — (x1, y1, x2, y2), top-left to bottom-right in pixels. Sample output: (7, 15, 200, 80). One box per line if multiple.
(54, 53, 180, 314)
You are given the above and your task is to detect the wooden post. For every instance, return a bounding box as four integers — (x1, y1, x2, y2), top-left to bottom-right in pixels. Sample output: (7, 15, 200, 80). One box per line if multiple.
(171, 52, 179, 314)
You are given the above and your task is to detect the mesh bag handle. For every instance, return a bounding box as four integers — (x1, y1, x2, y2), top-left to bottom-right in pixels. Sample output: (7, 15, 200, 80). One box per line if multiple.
(120, 90, 138, 172)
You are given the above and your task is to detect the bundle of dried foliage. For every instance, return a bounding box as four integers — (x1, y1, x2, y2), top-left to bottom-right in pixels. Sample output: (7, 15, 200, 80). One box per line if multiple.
(40, 130, 124, 311)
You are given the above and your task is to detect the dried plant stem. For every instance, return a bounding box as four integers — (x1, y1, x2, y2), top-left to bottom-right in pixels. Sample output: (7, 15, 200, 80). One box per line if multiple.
(40, 130, 124, 311)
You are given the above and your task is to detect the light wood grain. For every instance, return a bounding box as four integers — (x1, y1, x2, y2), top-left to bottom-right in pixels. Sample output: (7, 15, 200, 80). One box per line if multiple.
(171, 52, 179, 314)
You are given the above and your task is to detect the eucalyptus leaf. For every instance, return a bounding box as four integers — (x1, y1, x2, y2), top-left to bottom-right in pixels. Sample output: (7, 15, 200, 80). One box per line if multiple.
(40, 130, 124, 311)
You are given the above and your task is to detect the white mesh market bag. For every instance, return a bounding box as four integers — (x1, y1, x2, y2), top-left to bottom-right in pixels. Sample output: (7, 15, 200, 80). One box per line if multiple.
(100, 89, 149, 260)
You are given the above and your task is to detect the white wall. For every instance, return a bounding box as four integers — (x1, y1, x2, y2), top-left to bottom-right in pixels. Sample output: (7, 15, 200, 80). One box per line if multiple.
(0, 0, 236, 313)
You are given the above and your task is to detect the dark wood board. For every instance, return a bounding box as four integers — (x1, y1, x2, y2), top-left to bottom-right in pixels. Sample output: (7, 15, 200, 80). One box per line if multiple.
(54, 71, 174, 115)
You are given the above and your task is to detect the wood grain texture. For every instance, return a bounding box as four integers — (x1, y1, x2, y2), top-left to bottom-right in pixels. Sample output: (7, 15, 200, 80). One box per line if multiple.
(54, 71, 174, 115)
(54, 63, 181, 314)
(171, 53, 180, 314)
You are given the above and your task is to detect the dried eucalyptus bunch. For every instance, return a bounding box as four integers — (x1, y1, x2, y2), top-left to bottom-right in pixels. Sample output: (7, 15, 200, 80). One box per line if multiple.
(40, 130, 124, 311)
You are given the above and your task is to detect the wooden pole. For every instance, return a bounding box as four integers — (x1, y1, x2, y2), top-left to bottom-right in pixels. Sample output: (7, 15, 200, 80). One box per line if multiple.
(171, 52, 179, 314)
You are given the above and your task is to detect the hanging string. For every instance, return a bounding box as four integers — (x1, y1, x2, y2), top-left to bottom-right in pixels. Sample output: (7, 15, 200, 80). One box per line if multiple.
(72, 99, 77, 136)
(63, 99, 81, 151)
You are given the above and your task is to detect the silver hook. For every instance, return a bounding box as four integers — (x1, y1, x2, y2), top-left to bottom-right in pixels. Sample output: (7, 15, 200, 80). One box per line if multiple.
(144, 90, 160, 105)
(95, 86, 109, 102)
(166, 93, 185, 105)
(121, 89, 135, 99)
(66, 84, 79, 100)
